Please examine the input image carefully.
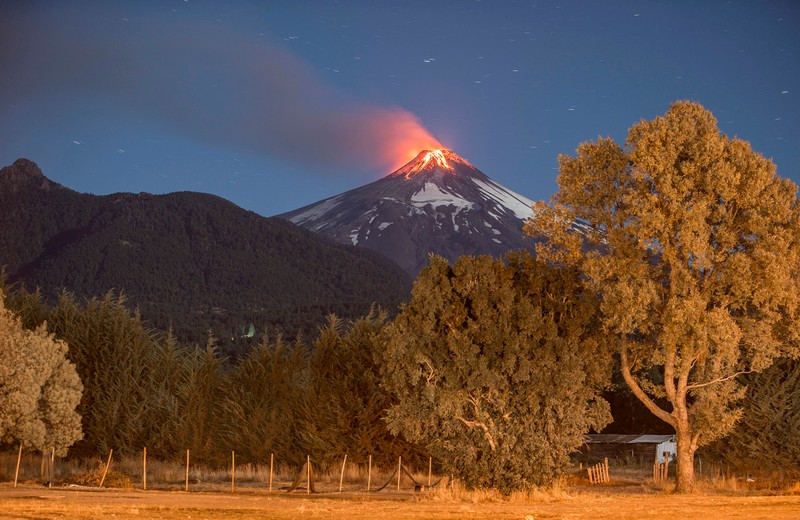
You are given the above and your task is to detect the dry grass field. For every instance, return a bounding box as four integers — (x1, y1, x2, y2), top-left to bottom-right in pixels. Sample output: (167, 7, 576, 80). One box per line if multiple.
(2, 453, 799, 519)
(2, 482, 800, 520)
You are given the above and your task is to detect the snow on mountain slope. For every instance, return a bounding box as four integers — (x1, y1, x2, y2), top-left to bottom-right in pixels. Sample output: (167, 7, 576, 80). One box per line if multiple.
(279, 149, 541, 275)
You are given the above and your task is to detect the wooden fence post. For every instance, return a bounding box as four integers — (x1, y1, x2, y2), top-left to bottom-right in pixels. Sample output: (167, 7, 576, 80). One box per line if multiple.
(99, 449, 113, 487)
(185, 450, 190, 492)
(367, 455, 372, 492)
(306, 455, 311, 495)
(397, 456, 402, 492)
(231, 451, 235, 493)
(428, 457, 432, 487)
(654, 451, 660, 483)
(269, 453, 273, 492)
(339, 454, 347, 492)
(143, 447, 147, 491)
(49, 447, 55, 488)
(14, 444, 22, 488)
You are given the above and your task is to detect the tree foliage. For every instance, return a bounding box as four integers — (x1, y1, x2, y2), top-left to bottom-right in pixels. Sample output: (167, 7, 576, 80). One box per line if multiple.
(215, 334, 308, 464)
(0, 295, 82, 456)
(3, 286, 212, 458)
(44, 292, 164, 455)
(381, 254, 611, 493)
(4, 282, 418, 465)
(143, 334, 224, 461)
(528, 101, 800, 491)
(298, 313, 416, 467)
(705, 358, 800, 474)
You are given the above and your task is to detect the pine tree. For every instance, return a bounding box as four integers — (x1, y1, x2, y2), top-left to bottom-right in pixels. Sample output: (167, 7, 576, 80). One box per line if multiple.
(215, 334, 307, 464)
(298, 313, 417, 467)
(140, 331, 224, 461)
(165, 341, 224, 461)
(46, 291, 161, 455)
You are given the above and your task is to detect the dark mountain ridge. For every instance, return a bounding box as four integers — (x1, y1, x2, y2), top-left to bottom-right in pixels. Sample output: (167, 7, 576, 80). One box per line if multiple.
(0, 158, 412, 354)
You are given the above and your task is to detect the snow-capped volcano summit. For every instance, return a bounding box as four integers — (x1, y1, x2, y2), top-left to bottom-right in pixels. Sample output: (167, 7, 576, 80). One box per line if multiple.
(279, 149, 539, 275)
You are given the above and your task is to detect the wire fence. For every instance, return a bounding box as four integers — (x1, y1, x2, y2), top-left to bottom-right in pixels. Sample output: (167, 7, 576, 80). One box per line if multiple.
(1, 447, 447, 494)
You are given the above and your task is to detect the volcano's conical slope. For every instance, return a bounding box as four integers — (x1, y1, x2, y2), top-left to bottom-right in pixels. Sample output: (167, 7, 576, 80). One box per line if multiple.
(280, 150, 540, 275)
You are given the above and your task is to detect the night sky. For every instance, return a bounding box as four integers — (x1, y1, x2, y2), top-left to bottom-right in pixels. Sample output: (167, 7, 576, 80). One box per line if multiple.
(1, 1, 798, 216)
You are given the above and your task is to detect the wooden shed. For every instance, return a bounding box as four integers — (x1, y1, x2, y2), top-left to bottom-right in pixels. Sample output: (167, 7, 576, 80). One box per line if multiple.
(581, 434, 676, 464)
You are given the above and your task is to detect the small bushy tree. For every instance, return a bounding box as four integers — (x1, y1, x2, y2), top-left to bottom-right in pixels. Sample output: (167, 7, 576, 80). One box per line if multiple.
(381, 254, 611, 493)
(0, 295, 83, 456)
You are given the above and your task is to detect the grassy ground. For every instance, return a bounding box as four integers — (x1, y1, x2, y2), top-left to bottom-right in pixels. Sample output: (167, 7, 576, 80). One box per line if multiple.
(2, 482, 800, 520)
(2, 452, 800, 519)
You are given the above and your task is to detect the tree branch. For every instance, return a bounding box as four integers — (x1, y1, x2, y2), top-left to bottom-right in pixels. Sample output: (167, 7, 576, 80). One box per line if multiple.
(686, 370, 753, 391)
(455, 416, 497, 451)
(620, 346, 676, 427)
(423, 359, 436, 384)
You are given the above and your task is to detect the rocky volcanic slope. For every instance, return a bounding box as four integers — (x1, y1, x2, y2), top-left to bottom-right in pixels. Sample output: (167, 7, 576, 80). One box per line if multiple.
(280, 149, 541, 276)
(0, 158, 411, 354)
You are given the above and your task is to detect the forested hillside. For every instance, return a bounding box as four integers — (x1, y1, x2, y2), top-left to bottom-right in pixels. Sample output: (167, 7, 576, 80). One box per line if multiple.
(0, 159, 411, 355)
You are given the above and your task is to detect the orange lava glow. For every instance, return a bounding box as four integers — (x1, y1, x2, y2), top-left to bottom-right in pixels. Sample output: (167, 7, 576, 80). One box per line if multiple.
(386, 135, 444, 171)
(396, 149, 469, 179)
(419, 149, 451, 170)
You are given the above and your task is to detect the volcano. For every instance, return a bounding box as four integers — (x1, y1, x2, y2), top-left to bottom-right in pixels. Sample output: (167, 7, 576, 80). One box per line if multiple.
(280, 149, 540, 276)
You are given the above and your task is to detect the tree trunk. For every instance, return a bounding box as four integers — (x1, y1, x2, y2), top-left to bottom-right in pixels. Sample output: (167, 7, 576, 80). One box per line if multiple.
(620, 348, 698, 491)
(674, 424, 696, 492)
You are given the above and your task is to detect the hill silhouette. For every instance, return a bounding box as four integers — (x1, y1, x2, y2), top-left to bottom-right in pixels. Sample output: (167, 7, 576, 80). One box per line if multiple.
(0, 158, 411, 355)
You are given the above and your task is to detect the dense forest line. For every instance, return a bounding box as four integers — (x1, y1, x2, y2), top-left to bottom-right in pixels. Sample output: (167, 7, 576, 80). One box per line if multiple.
(2, 255, 798, 492)
(2, 256, 617, 493)
(1, 285, 414, 467)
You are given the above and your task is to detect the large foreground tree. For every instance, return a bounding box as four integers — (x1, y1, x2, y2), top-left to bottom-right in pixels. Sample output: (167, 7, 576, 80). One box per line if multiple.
(382, 254, 611, 493)
(528, 101, 800, 491)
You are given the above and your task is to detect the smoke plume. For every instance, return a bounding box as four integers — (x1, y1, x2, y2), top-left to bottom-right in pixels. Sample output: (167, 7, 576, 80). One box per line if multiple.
(0, 6, 441, 173)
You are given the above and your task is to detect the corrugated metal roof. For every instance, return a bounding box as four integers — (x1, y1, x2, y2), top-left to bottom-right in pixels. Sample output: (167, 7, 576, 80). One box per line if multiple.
(585, 434, 675, 444)
(634, 434, 676, 443)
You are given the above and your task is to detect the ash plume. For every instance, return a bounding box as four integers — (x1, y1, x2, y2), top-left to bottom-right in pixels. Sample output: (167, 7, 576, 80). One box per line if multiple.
(0, 5, 440, 173)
